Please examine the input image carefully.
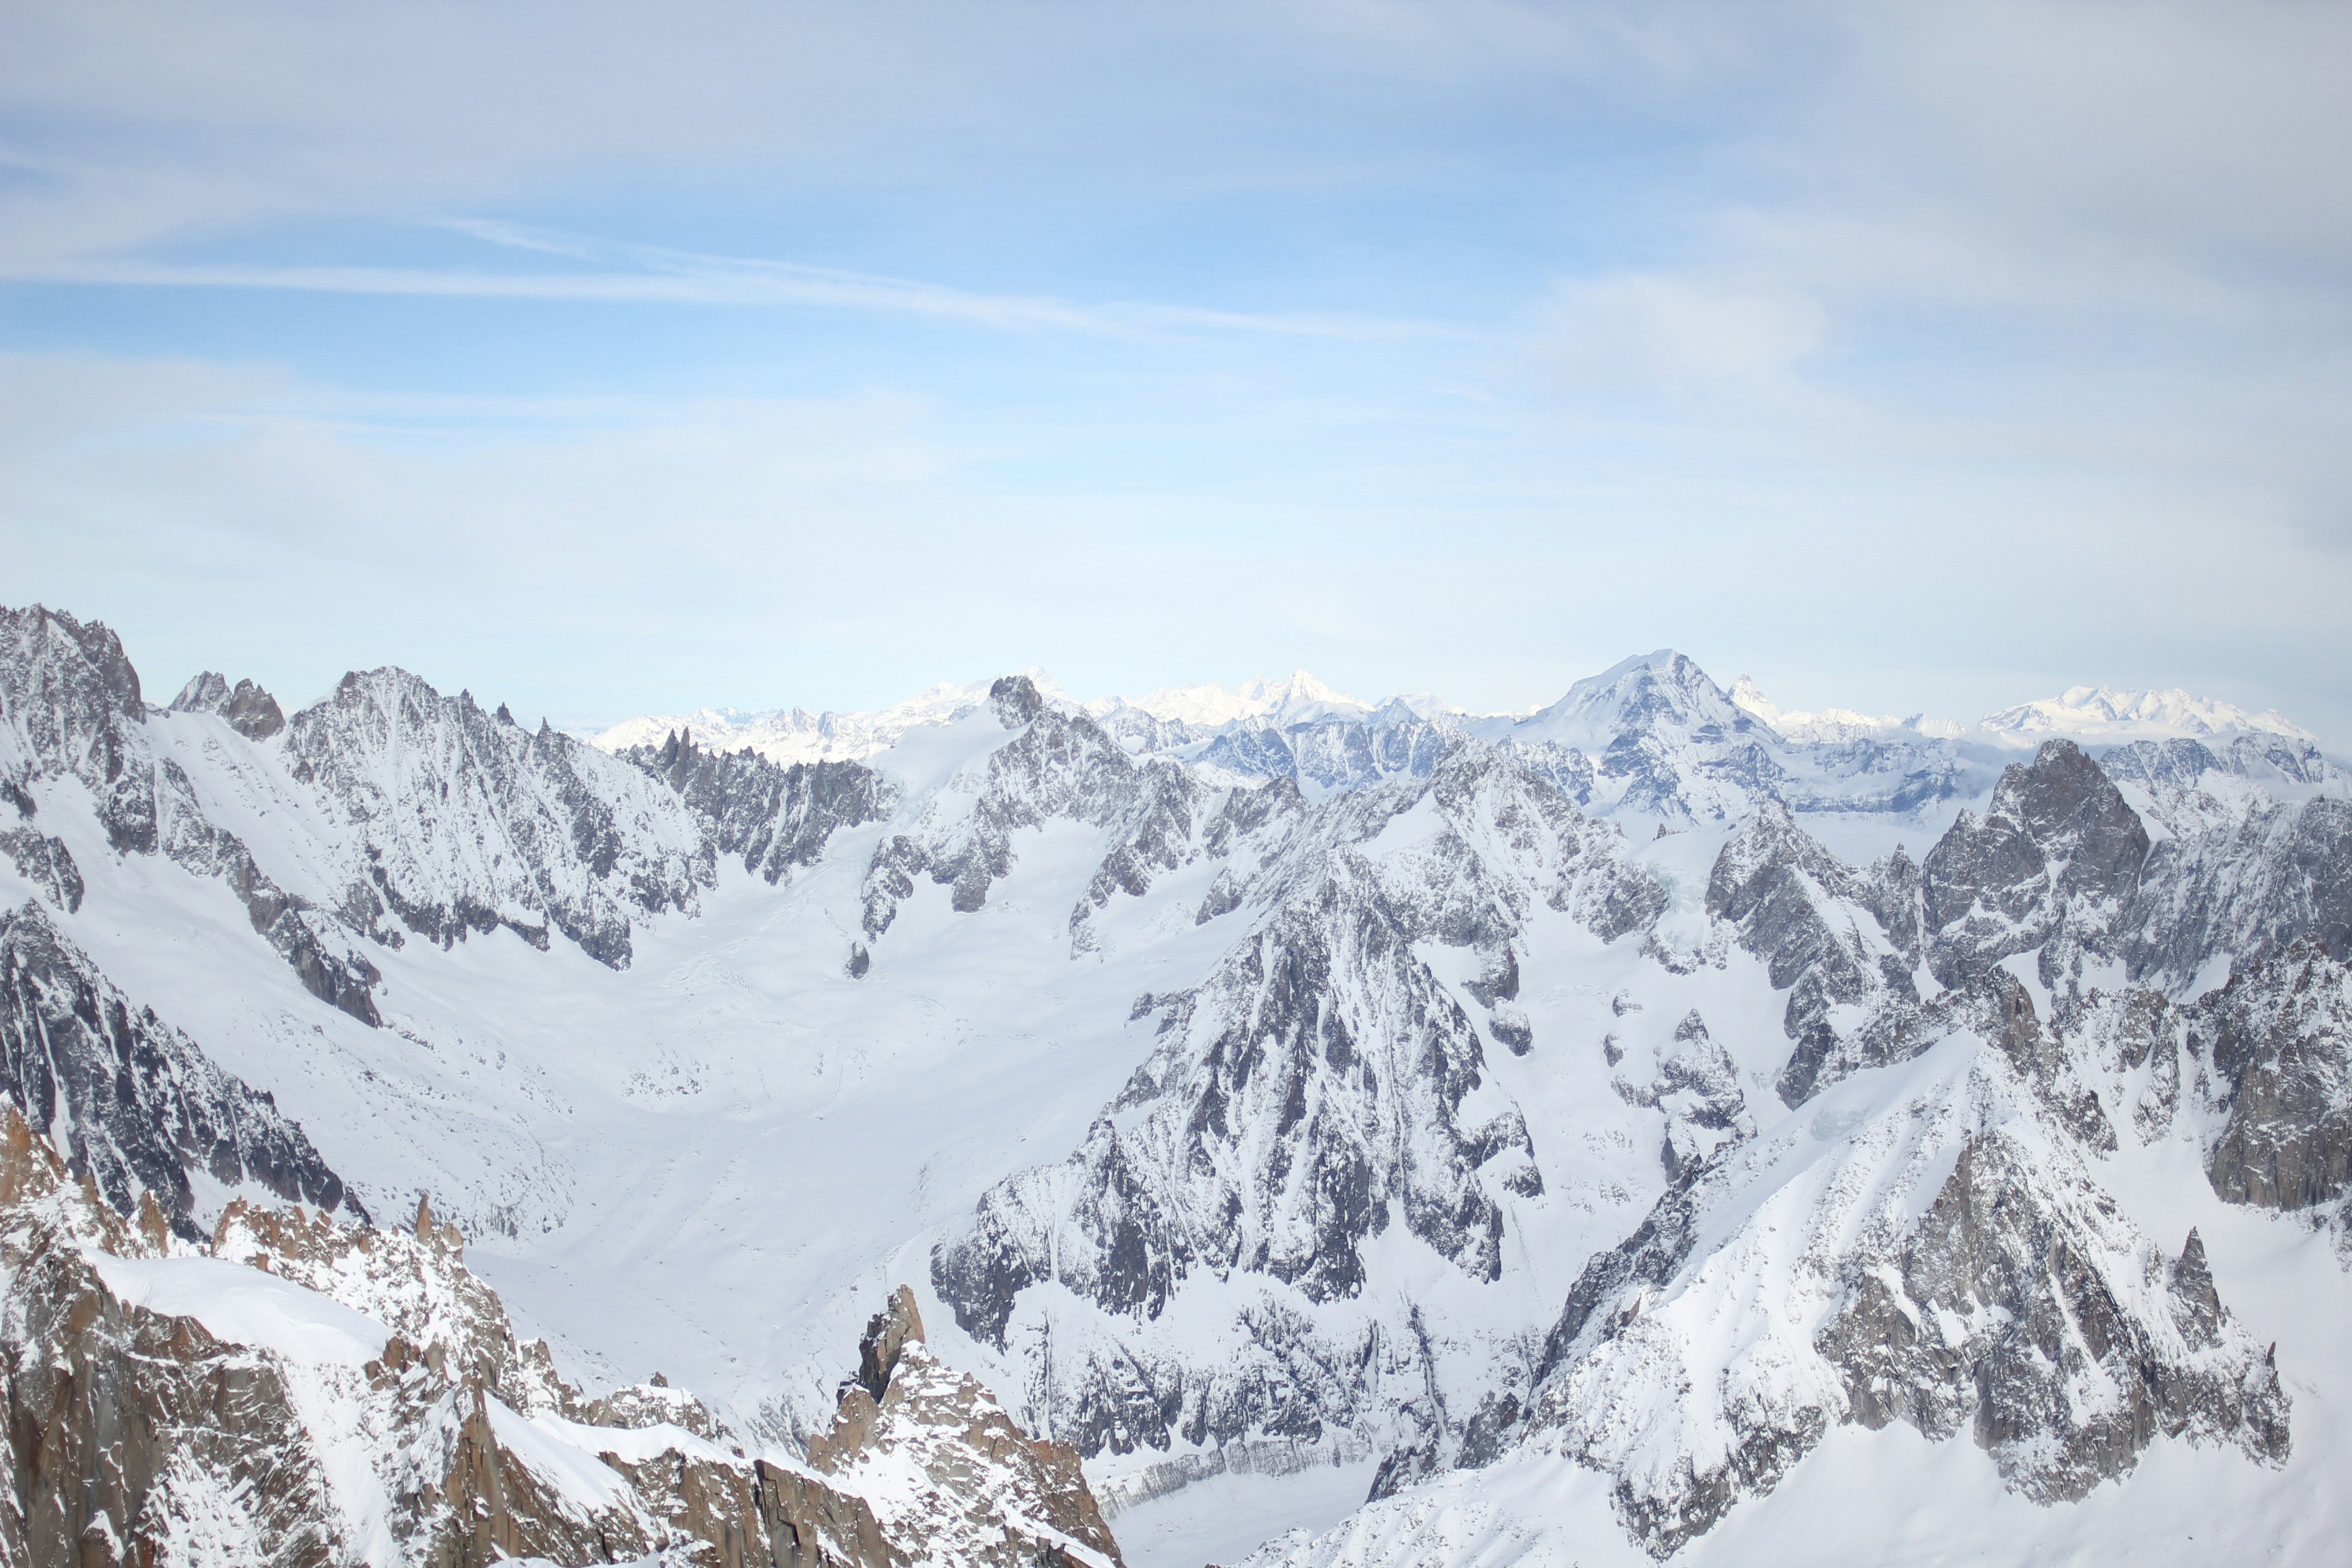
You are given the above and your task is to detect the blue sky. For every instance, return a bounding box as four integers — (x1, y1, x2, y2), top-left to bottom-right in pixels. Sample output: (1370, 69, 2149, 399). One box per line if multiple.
(4, 1, 2349, 736)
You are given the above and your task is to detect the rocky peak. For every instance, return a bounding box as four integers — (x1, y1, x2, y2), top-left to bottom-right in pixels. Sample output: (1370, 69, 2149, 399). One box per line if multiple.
(992, 672, 1047, 728)
(284, 664, 709, 968)
(0, 902, 364, 1237)
(0, 604, 146, 836)
(807, 1286, 1126, 1567)
(168, 670, 286, 740)
(625, 726, 895, 887)
(853, 1282, 926, 1402)
(1923, 738, 2151, 987)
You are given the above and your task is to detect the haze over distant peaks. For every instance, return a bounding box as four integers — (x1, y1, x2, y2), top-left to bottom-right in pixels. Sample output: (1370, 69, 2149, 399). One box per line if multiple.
(590, 655, 2328, 772)
(592, 667, 1071, 764)
(1731, 674, 1967, 744)
(1982, 684, 2315, 742)
(1103, 670, 1371, 729)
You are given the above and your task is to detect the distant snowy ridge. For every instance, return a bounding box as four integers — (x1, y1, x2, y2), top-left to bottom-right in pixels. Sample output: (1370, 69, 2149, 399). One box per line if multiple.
(596, 668, 2327, 770)
(592, 666, 1076, 765)
(1983, 683, 2315, 742)
(1729, 674, 1965, 743)
(1098, 670, 1374, 730)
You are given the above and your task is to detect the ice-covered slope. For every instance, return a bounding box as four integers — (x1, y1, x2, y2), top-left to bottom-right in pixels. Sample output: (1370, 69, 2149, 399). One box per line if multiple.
(4, 600, 2349, 1568)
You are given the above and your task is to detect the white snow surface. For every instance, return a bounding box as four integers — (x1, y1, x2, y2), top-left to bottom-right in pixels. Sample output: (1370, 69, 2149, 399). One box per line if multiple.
(90, 1254, 395, 1368)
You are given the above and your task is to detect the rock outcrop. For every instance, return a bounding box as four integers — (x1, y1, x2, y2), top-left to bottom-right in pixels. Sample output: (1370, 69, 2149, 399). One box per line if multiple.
(802, 1287, 1124, 1567)
(0, 901, 365, 1237)
(0, 1105, 1122, 1567)
(1527, 1011, 2289, 1558)
(171, 670, 288, 740)
(630, 728, 896, 885)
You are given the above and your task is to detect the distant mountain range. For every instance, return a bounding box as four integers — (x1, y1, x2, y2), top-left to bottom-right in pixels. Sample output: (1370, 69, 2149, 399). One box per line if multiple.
(3, 602, 2345, 1568)
(593, 660, 2320, 770)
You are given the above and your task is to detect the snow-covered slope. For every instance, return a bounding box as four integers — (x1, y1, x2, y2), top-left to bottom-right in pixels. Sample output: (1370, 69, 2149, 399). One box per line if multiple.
(3, 600, 2349, 1568)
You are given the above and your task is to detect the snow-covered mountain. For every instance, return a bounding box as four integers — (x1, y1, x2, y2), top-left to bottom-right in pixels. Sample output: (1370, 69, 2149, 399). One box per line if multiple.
(2, 600, 2348, 1568)
(1729, 674, 1966, 745)
(1985, 684, 2316, 742)
(1105, 670, 1375, 730)
(591, 666, 1076, 766)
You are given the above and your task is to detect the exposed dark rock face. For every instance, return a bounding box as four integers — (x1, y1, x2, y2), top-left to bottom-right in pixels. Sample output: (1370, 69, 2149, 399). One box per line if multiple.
(862, 683, 1213, 943)
(1531, 1027, 2287, 1560)
(1923, 739, 2151, 988)
(1782, 967, 2114, 1152)
(1708, 801, 1882, 996)
(1703, 802, 1921, 1105)
(1, 607, 382, 1019)
(0, 606, 150, 853)
(146, 749, 385, 1023)
(1620, 1012, 1754, 1183)
(0, 827, 82, 912)
(2187, 938, 2352, 1213)
(932, 747, 1653, 1462)
(282, 668, 709, 969)
(804, 1284, 1126, 1567)
(936, 884, 1522, 1356)
(0, 1192, 342, 1564)
(170, 670, 287, 740)
(0, 1110, 1114, 1568)
(0, 902, 365, 1237)
(1818, 1134, 2290, 1505)
(2125, 796, 2352, 985)
(630, 728, 896, 884)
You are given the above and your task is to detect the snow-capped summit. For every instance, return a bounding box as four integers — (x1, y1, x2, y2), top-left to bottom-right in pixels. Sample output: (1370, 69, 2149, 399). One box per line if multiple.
(1731, 674, 1965, 743)
(1482, 649, 1760, 751)
(1982, 684, 2314, 742)
(591, 667, 1075, 765)
(1113, 670, 1372, 729)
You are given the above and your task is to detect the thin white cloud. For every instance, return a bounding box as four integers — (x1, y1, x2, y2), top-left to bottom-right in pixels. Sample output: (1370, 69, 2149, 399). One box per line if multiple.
(1, 219, 1448, 342)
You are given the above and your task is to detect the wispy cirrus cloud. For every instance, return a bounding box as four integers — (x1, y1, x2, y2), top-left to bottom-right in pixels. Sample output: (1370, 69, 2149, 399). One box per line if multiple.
(2, 216, 1451, 342)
